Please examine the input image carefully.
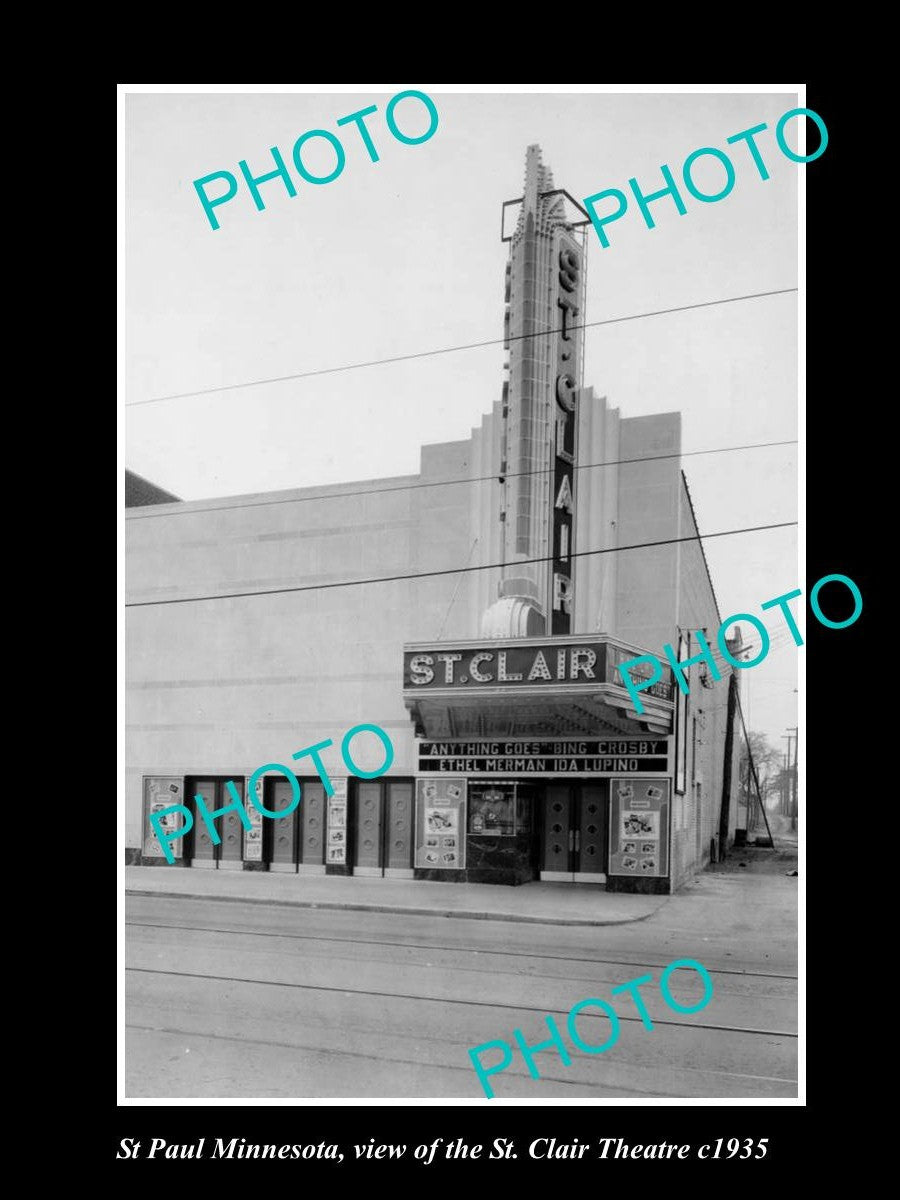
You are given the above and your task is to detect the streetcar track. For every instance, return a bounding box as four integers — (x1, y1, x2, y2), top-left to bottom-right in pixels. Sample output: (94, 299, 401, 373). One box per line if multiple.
(126, 966, 797, 1038)
(126, 1022, 797, 1092)
(126, 930, 795, 996)
(125, 920, 798, 982)
(125, 1022, 643, 1095)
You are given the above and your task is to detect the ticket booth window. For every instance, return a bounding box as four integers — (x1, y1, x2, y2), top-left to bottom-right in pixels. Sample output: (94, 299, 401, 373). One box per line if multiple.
(468, 782, 533, 836)
(468, 783, 514, 834)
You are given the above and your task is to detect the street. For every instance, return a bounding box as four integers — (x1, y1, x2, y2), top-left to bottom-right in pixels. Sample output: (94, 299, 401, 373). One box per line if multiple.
(124, 870, 797, 1099)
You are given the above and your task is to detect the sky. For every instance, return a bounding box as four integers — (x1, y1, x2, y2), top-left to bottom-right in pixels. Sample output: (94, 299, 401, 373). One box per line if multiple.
(122, 86, 801, 753)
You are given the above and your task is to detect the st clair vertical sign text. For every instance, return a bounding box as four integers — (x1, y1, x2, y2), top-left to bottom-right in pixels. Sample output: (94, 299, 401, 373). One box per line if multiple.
(551, 239, 582, 634)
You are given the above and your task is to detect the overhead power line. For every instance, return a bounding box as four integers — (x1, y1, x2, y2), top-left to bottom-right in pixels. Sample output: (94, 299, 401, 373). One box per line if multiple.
(736, 633, 801, 657)
(126, 437, 798, 522)
(126, 286, 798, 409)
(125, 519, 797, 609)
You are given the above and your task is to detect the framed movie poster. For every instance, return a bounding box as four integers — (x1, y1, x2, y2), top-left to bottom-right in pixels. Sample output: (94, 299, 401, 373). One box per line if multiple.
(142, 776, 185, 860)
(414, 777, 466, 870)
(327, 777, 349, 865)
(608, 778, 670, 879)
(244, 774, 264, 861)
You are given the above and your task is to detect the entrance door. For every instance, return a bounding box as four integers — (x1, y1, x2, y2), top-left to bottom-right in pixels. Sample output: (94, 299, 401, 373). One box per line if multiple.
(188, 777, 244, 870)
(384, 780, 414, 878)
(353, 780, 414, 877)
(190, 778, 218, 869)
(541, 783, 608, 882)
(218, 778, 245, 870)
(266, 777, 326, 872)
(268, 777, 300, 872)
(575, 785, 607, 880)
(298, 780, 326, 873)
(354, 782, 383, 875)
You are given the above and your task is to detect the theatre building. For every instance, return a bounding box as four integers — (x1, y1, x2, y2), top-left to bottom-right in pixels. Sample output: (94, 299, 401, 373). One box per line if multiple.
(126, 146, 741, 894)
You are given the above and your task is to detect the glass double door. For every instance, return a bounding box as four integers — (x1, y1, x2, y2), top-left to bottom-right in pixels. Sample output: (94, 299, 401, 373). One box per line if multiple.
(541, 782, 608, 882)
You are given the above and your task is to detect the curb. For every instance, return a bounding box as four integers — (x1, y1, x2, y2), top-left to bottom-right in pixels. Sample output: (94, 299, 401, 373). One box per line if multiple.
(125, 888, 669, 928)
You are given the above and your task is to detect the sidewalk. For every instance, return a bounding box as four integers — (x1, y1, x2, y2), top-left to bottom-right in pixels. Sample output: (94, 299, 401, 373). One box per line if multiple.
(709, 833, 799, 877)
(124, 866, 669, 927)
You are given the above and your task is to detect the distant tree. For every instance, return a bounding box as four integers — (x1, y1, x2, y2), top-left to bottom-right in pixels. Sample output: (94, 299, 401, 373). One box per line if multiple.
(739, 730, 782, 809)
(767, 767, 794, 814)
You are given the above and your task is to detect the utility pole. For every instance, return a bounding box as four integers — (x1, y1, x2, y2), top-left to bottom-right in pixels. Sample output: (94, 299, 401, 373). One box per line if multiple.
(718, 672, 738, 858)
(745, 758, 754, 834)
(787, 725, 798, 832)
(735, 694, 774, 846)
